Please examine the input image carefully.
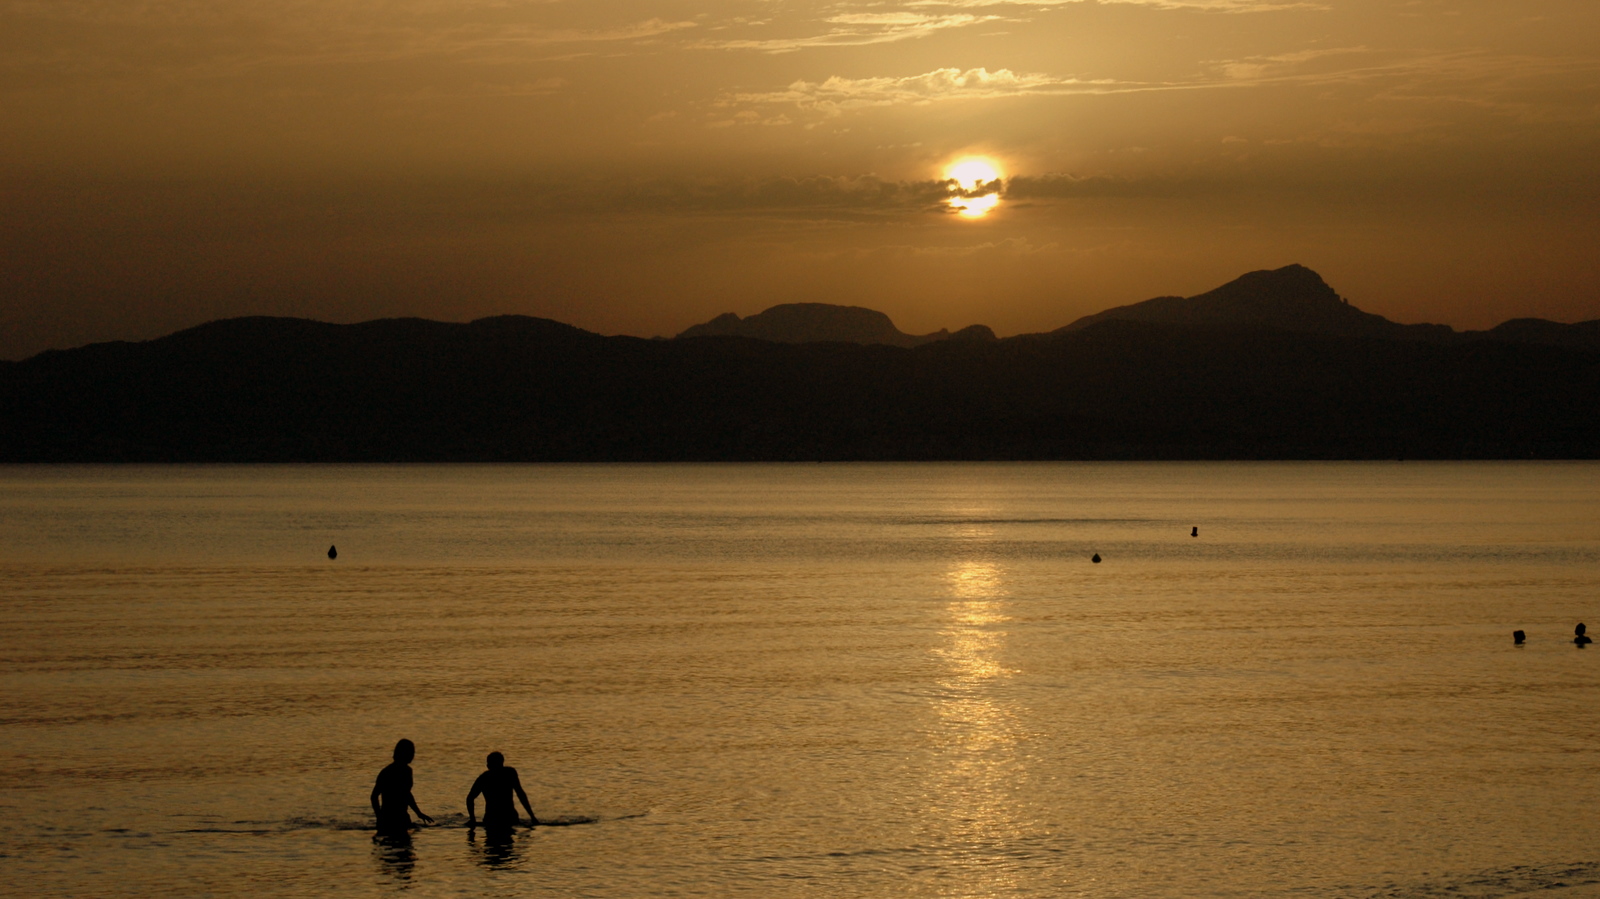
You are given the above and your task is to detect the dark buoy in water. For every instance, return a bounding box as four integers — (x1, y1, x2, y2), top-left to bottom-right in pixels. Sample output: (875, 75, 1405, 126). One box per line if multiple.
(328, 545, 338, 560)
(1091, 553, 1102, 564)
(1576, 622, 1591, 646)
(1513, 630, 1526, 645)
(1191, 526, 1198, 537)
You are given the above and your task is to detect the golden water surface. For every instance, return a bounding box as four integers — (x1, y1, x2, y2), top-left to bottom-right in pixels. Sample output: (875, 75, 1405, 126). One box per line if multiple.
(1, 463, 1598, 898)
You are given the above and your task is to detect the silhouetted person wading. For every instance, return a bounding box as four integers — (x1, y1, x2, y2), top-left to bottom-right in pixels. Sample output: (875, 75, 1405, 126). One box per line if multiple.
(467, 752, 538, 829)
(372, 739, 434, 832)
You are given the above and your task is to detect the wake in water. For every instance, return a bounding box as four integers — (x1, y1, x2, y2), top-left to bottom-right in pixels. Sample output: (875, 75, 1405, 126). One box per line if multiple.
(446, 813, 604, 828)
(171, 812, 623, 835)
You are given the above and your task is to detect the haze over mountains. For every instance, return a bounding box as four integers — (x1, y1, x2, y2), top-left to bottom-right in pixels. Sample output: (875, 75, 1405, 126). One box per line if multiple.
(3, 266, 1597, 461)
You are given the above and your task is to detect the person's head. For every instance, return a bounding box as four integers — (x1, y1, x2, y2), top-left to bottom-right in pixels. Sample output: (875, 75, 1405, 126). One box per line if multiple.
(486, 751, 504, 770)
(1579, 623, 1588, 637)
(393, 739, 416, 763)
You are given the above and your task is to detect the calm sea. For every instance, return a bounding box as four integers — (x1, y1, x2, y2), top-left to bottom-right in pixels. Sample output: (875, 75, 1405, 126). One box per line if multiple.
(2, 463, 1599, 898)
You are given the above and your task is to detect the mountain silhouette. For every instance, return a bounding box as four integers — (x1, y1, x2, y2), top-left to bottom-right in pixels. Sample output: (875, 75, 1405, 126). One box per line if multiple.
(1479, 317, 1600, 350)
(3, 266, 1598, 461)
(676, 267, 1599, 351)
(1058, 264, 1458, 341)
(677, 303, 993, 347)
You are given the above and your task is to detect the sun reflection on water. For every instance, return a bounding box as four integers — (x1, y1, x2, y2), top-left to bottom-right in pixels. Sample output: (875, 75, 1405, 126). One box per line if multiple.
(941, 563, 1013, 683)
(948, 560, 1006, 602)
(925, 556, 1035, 886)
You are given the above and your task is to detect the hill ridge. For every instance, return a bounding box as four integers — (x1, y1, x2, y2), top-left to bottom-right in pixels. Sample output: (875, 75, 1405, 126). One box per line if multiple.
(1056, 264, 1458, 341)
(676, 302, 994, 347)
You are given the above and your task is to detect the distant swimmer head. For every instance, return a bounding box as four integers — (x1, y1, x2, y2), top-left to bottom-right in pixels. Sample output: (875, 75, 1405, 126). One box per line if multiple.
(393, 739, 415, 763)
(328, 545, 338, 560)
(1578, 623, 1588, 637)
(487, 751, 505, 769)
(1091, 553, 1102, 564)
(1191, 527, 1198, 537)
(1513, 630, 1526, 645)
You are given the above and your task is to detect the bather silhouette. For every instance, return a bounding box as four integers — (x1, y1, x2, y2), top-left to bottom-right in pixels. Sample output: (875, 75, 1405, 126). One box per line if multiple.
(1191, 527, 1198, 537)
(371, 739, 434, 832)
(328, 545, 337, 560)
(1576, 623, 1592, 646)
(467, 751, 538, 829)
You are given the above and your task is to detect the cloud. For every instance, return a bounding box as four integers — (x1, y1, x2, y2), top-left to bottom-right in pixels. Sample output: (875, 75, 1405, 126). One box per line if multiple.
(1208, 47, 1372, 81)
(1004, 174, 1185, 199)
(720, 45, 1600, 131)
(605, 174, 956, 214)
(703, 13, 1001, 53)
(542, 171, 1203, 218)
(0, 6, 697, 81)
(903, 0, 1321, 9)
(1193, 46, 1600, 127)
(726, 67, 1118, 115)
(464, 18, 698, 50)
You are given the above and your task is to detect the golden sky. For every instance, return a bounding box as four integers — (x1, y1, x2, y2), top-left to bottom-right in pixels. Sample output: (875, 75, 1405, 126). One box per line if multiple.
(3, 0, 1599, 357)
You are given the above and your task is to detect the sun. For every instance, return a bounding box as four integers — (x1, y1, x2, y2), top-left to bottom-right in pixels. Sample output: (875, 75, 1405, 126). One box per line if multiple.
(943, 156, 1004, 219)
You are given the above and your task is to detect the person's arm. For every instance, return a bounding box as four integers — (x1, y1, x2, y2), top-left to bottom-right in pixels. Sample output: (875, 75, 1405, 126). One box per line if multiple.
(408, 791, 434, 825)
(466, 779, 482, 826)
(370, 778, 383, 820)
(511, 770, 538, 825)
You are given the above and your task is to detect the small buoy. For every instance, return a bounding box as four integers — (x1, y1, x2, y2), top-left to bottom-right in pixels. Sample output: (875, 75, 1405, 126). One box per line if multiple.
(1513, 630, 1526, 645)
(328, 545, 338, 560)
(1191, 527, 1198, 537)
(1091, 553, 1101, 564)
